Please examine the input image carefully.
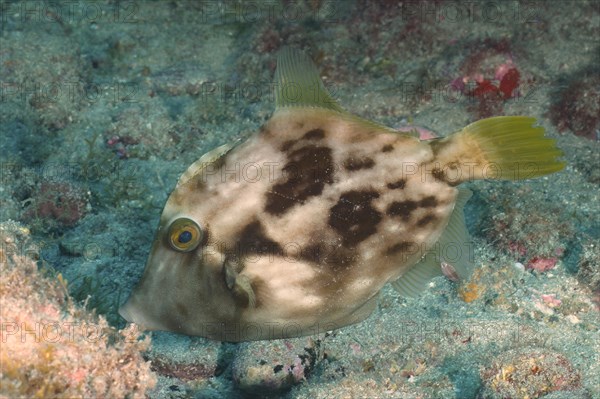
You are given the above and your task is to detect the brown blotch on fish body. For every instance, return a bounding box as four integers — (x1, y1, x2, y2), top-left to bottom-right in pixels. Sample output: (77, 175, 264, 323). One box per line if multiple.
(416, 214, 436, 227)
(280, 139, 297, 152)
(329, 190, 382, 247)
(299, 242, 325, 264)
(385, 241, 418, 256)
(237, 220, 282, 255)
(420, 196, 438, 207)
(343, 156, 375, 171)
(387, 196, 438, 220)
(431, 167, 447, 182)
(381, 144, 394, 152)
(265, 145, 334, 215)
(387, 179, 406, 190)
(299, 242, 357, 271)
(302, 128, 325, 140)
(387, 200, 419, 220)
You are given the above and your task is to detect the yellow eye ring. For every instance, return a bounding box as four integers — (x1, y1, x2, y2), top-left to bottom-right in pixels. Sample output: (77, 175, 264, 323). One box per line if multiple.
(167, 218, 204, 252)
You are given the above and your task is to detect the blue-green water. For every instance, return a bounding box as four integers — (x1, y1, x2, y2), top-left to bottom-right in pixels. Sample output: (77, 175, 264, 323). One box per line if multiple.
(1, 1, 598, 398)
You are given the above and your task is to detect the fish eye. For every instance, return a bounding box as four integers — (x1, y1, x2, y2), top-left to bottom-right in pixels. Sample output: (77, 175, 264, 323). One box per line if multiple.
(167, 218, 204, 252)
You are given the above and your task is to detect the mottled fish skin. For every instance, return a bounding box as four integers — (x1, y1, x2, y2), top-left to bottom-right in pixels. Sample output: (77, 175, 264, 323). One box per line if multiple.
(139, 109, 453, 337)
(119, 49, 564, 341)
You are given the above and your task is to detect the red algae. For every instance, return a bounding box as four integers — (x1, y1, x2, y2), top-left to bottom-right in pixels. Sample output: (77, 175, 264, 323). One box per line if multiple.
(22, 179, 89, 230)
(527, 257, 558, 273)
(464, 66, 521, 118)
(498, 67, 520, 99)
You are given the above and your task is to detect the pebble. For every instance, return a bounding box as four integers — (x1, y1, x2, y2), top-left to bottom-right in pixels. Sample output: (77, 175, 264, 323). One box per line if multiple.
(514, 262, 525, 273)
(231, 337, 321, 394)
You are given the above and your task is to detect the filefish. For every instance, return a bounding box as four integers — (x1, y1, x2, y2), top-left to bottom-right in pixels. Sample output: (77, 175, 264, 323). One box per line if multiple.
(119, 48, 564, 341)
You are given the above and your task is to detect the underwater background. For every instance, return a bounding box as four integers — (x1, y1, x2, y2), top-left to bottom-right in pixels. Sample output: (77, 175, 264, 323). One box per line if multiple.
(0, 0, 598, 398)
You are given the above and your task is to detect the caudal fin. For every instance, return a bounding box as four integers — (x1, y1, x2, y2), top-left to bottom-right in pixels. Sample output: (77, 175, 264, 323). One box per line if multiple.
(429, 116, 565, 183)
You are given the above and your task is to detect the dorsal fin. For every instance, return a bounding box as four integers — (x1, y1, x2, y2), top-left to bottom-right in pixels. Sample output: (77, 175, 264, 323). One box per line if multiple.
(391, 188, 474, 297)
(274, 47, 407, 136)
(275, 47, 344, 111)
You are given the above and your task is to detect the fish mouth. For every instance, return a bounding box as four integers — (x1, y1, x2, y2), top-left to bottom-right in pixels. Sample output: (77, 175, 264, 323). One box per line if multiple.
(118, 298, 161, 331)
(118, 300, 135, 323)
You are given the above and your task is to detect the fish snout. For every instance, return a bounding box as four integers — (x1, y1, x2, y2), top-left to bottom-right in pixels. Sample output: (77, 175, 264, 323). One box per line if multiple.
(118, 299, 135, 323)
(118, 296, 162, 331)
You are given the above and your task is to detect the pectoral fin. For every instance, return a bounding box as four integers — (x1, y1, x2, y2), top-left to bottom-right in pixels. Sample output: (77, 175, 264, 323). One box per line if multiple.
(224, 257, 256, 308)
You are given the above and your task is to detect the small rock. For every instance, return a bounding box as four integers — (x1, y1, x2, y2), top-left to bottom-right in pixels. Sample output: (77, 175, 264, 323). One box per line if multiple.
(146, 332, 220, 385)
(232, 337, 321, 394)
(534, 301, 555, 316)
(513, 262, 525, 273)
(566, 315, 580, 324)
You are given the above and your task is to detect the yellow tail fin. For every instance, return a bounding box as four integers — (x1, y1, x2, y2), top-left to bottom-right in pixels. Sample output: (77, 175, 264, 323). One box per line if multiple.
(430, 116, 565, 183)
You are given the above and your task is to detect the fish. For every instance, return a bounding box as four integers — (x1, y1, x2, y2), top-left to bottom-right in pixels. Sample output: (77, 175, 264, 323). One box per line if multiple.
(119, 48, 565, 342)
